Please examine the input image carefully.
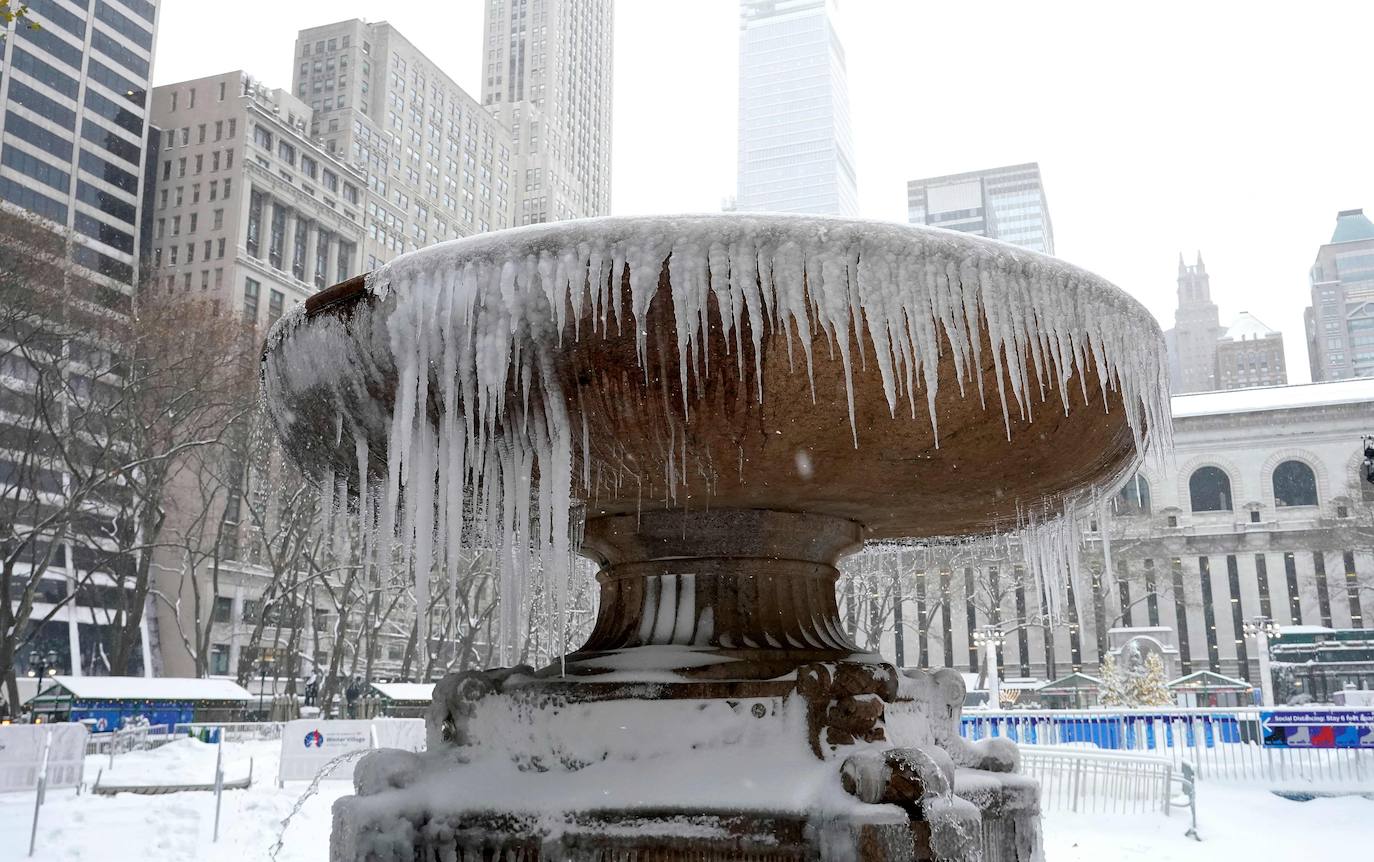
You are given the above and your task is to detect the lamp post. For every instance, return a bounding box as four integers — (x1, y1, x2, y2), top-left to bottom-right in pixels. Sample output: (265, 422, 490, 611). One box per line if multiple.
(26, 649, 59, 721)
(972, 625, 1006, 709)
(1242, 616, 1280, 706)
(257, 655, 276, 721)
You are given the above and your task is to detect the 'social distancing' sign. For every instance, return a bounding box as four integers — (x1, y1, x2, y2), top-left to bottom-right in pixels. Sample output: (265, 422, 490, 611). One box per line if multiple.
(0, 724, 88, 793)
(277, 718, 425, 783)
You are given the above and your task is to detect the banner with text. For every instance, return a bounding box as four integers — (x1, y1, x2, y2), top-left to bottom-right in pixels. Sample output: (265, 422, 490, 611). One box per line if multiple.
(1260, 709, 1374, 748)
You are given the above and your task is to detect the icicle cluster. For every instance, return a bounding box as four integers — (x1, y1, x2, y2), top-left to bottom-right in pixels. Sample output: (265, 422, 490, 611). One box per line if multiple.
(264, 215, 1172, 654)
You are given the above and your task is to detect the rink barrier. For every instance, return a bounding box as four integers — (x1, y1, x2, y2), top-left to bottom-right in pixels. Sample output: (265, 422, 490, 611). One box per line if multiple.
(1018, 748, 1176, 814)
(961, 706, 1373, 787)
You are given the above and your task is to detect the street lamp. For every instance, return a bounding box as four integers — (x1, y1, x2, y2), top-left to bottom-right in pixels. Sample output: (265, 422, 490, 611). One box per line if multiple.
(1242, 616, 1281, 706)
(257, 653, 276, 720)
(26, 649, 60, 715)
(971, 625, 1006, 709)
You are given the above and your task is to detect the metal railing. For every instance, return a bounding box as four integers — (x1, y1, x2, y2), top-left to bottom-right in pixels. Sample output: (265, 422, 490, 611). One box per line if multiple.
(174, 722, 285, 742)
(84, 724, 178, 757)
(1019, 748, 1176, 813)
(963, 706, 1374, 786)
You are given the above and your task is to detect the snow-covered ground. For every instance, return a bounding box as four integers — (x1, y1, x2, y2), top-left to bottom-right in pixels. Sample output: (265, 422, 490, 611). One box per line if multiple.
(0, 738, 1369, 861)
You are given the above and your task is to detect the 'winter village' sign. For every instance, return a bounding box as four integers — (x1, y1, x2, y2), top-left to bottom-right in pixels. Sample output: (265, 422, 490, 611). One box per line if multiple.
(1259, 709, 1374, 748)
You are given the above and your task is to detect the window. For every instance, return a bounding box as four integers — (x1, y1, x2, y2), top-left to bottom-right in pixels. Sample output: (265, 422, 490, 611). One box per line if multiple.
(209, 644, 230, 676)
(1113, 474, 1151, 516)
(254, 125, 273, 150)
(268, 288, 284, 323)
(213, 209, 224, 229)
(243, 278, 260, 322)
(217, 238, 226, 258)
(246, 190, 263, 258)
(278, 141, 297, 166)
(1189, 466, 1232, 512)
(212, 596, 234, 623)
(1272, 460, 1318, 507)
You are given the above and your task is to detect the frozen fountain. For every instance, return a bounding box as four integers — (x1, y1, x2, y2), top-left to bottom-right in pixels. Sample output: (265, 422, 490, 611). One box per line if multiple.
(262, 214, 1169, 861)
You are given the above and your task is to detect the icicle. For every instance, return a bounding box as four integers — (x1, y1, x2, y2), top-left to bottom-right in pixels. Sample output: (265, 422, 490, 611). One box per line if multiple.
(262, 215, 1173, 662)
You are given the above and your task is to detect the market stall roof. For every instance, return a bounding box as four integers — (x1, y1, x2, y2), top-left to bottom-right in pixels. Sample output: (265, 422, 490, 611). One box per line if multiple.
(1167, 671, 1252, 692)
(1037, 672, 1102, 692)
(27, 676, 252, 705)
(369, 682, 435, 702)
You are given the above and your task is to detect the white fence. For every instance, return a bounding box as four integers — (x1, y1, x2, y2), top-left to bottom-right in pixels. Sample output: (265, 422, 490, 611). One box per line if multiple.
(85, 723, 179, 757)
(963, 707, 1374, 787)
(1019, 748, 1177, 813)
(175, 722, 285, 742)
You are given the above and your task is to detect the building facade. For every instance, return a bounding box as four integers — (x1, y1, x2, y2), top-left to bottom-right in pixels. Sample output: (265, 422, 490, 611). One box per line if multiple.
(906, 162, 1054, 254)
(1, 0, 163, 696)
(481, 0, 614, 225)
(0, 0, 160, 300)
(1215, 311, 1287, 390)
(876, 380, 1374, 697)
(1305, 208, 1374, 382)
(149, 72, 364, 328)
(292, 19, 516, 271)
(736, 0, 858, 216)
(1163, 253, 1222, 394)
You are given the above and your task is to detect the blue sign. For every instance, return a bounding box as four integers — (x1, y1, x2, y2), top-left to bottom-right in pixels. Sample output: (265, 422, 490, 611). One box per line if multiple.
(1259, 709, 1374, 749)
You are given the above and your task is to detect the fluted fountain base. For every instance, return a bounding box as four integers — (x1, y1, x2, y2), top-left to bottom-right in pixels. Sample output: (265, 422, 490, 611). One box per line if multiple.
(328, 510, 1041, 862)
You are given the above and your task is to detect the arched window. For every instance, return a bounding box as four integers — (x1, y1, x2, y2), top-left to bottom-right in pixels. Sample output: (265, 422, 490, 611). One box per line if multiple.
(1113, 474, 1151, 516)
(1189, 467, 1232, 512)
(1273, 460, 1318, 507)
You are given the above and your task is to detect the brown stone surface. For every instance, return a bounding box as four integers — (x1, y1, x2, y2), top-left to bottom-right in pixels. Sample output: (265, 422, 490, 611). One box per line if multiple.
(270, 245, 1140, 542)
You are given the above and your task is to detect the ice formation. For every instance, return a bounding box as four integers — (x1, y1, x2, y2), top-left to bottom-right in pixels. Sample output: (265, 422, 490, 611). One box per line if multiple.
(263, 215, 1171, 658)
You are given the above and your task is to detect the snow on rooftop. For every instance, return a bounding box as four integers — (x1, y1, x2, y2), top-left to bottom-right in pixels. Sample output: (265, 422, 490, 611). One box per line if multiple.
(1276, 624, 1337, 635)
(36, 676, 253, 702)
(1220, 311, 1278, 342)
(1171, 378, 1374, 419)
(370, 682, 435, 701)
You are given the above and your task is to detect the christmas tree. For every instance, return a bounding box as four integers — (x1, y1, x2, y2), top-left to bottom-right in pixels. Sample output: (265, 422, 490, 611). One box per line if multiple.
(1130, 652, 1173, 707)
(1097, 654, 1133, 706)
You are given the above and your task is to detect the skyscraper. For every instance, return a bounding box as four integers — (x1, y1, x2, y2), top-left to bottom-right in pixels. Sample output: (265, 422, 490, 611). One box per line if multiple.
(906, 163, 1055, 255)
(292, 20, 516, 270)
(481, 0, 615, 225)
(736, 0, 857, 216)
(0, 0, 161, 299)
(1163, 253, 1222, 394)
(1305, 208, 1374, 381)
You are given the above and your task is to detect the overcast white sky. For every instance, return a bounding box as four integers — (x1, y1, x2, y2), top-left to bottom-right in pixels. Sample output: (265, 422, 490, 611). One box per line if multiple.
(154, 1, 1374, 384)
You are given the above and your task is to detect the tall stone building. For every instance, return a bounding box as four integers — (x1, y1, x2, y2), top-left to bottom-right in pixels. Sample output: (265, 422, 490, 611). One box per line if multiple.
(149, 72, 364, 329)
(0, 0, 161, 301)
(736, 0, 857, 216)
(1215, 312, 1287, 390)
(1163, 253, 1222, 394)
(906, 163, 1055, 255)
(1305, 208, 1374, 382)
(292, 20, 516, 270)
(876, 379, 1374, 688)
(481, 0, 615, 224)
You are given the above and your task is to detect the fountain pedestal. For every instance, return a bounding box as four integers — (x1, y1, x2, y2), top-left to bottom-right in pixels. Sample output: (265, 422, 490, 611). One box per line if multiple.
(329, 509, 1040, 861)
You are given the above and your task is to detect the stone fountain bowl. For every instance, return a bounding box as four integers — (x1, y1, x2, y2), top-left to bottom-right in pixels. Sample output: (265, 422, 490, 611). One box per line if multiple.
(263, 214, 1167, 541)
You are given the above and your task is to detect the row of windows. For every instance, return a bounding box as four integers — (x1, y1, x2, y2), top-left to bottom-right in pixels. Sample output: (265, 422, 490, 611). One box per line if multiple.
(4, 111, 74, 161)
(9, 46, 79, 99)
(81, 119, 140, 167)
(1, 144, 70, 195)
(94, 0, 154, 52)
(1117, 460, 1325, 517)
(8, 78, 76, 131)
(74, 211, 134, 255)
(76, 179, 136, 226)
